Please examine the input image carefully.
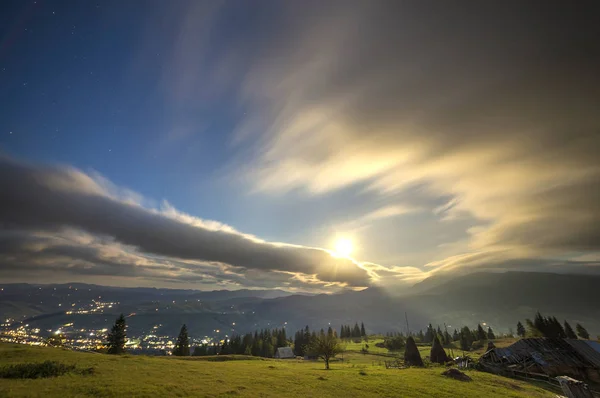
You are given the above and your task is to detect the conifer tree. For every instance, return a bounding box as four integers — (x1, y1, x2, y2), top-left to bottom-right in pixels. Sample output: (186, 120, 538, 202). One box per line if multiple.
(404, 336, 424, 366)
(173, 324, 190, 356)
(107, 314, 127, 355)
(360, 322, 366, 337)
(424, 324, 434, 344)
(487, 327, 496, 340)
(476, 324, 487, 340)
(564, 321, 578, 339)
(443, 330, 452, 345)
(459, 331, 470, 351)
(516, 321, 526, 337)
(576, 323, 590, 339)
(452, 329, 460, 341)
(352, 323, 361, 338)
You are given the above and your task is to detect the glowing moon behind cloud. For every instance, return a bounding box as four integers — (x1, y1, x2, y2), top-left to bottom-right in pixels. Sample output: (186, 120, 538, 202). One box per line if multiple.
(334, 238, 353, 257)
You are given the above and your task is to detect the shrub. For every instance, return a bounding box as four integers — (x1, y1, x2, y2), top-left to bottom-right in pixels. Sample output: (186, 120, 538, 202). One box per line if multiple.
(0, 361, 76, 379)
(471, 340, 485, 350)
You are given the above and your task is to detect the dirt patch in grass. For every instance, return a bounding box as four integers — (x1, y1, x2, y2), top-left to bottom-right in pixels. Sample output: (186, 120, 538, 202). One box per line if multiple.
(441, 368, 472, 382)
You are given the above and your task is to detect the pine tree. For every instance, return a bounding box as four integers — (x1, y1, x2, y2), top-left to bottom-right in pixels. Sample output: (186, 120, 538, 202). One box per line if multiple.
(360, 322, 366, 337)
(459, 331, 470, 351)
(487, 327, 496, 340)
(404, 336, 424, 366)
(525, 319, 542, 337)
(443, 330, 452, 345)
(173, 324, 190, 356)
(424, 324, 434, 344)
(107, 314, 126, 355)
(516, 321, 526, 337)
(352, 323, 361, 338)
(551, 317, 566, 338)
(430, 334, 449, 364)
(476, 324, 487, 340)
(564, 321, 577, 339)
(534, 312, 548, 336)
(576, 323, 590, 339)
(452, 329, 460, 341)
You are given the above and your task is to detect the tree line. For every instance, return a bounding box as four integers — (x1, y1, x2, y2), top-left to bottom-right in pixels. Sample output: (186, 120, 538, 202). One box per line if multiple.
(339, 322, 366, 339)
(515, 312, 590, 339)
(193, 327, 288, 357)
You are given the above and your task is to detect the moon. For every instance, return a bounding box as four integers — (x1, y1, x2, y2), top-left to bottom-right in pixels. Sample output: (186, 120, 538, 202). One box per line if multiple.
(334, 238, 353, 257)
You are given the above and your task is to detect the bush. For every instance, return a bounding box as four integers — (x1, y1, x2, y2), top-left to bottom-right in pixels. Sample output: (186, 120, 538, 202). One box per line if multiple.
(471, 340, 485, 350)
(383, 335, 405, 351)
(0, 361, 76, 379)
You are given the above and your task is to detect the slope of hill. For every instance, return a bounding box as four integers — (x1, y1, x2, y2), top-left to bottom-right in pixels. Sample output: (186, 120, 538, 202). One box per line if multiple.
(406, 272, 600, 334)
(0, 343, 554, 397)
(2, 272, 599, 338)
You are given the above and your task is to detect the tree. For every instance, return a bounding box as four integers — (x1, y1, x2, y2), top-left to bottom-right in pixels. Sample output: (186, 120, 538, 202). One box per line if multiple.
(452, 329, 460, 341)
(459, 332, 470, 352)
(404, 336, 424, 366)
(487, 327, 496, 340)
(430, 335, 449, 364)
(383, 335, 405, 351)
(424, 324, 434, 344)
(352, 323, 361, 338)
(360, 322, 366, 337)
(576, 324, 590, 340)
(173, 324, 190, 356)
(516, 321, 526, 337)
(564, 321, 577, 339)
(476, 324, 487, 341)
(107, 314, 126, 355)
(193, 344, 208, 356)
(525, 319, 542, 337)
(443, 330, 452, 345)
(306, 332, 343, 370)
(460, 326, 473, 351)
(327, 326, 334, 337)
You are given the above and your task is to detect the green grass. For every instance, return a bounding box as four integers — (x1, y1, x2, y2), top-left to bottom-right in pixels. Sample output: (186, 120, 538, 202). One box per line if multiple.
(0, 343, 554, 397)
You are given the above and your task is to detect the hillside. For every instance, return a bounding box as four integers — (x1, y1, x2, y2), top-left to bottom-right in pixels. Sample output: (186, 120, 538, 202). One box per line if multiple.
(0, 343, 554, 397)
(2, 272, 599, 338)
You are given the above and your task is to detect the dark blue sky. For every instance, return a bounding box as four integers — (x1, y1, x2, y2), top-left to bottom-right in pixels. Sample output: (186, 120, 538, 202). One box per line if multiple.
(1, 0, 245, 223)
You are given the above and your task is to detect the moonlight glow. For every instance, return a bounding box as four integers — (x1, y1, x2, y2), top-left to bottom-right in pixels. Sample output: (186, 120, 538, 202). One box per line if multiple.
(334, 238, 353, 257)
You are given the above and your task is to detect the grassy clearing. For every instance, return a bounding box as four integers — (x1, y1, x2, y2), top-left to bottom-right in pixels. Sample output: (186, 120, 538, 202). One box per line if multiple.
(0, 343, 554, 397)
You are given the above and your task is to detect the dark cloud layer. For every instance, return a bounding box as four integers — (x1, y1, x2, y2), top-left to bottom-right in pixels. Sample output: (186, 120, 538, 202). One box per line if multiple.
(0, 157, 370, 287)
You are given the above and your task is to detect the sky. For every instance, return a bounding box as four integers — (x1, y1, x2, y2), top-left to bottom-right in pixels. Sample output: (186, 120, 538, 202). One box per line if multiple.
(0, 0, 599, 292)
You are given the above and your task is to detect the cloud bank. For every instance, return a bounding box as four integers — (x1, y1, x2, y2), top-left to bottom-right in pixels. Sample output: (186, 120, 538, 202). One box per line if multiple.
(0, 157, 373, 290)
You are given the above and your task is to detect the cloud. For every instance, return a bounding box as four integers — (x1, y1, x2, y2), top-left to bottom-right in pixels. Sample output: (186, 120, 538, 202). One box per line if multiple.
(225, 1, 600, 272)
(0, 157, 372, 288)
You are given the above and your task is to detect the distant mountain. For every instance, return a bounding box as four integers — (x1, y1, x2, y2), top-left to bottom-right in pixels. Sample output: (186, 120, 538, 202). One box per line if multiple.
(2, 272, 599, 338)
(404, 271, 600, 334)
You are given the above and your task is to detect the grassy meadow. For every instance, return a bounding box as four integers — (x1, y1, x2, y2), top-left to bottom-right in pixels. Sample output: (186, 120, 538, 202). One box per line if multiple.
(0, 342, 556, 397)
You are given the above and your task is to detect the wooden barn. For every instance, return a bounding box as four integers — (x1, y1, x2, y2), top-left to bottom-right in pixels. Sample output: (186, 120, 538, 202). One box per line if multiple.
(274, 347, 295, 359)
(479, 338, 600, 384)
